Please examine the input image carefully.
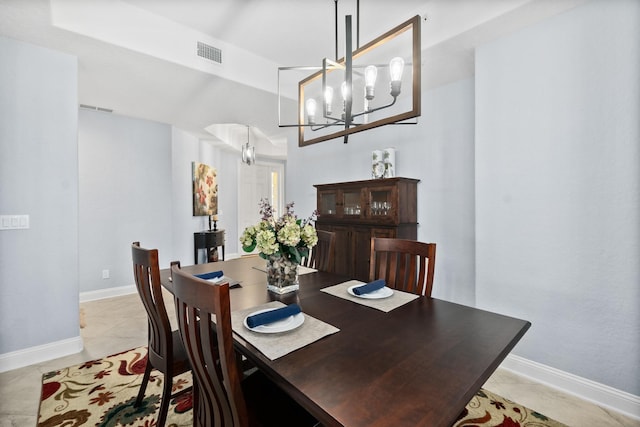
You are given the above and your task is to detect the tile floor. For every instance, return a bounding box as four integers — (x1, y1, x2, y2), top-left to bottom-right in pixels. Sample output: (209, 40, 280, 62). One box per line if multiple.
(0, 292, 638, 427)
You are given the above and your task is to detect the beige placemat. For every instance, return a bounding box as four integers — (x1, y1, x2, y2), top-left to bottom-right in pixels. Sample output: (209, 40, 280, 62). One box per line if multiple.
(252, 265, 318, 275)
(231, 301, 339, 360)
(321, 280, 420, 312)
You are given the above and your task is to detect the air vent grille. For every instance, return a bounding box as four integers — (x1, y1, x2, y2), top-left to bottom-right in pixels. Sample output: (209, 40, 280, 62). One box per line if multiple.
(197, 41, 222, 64)
(80, 104, 113, 113)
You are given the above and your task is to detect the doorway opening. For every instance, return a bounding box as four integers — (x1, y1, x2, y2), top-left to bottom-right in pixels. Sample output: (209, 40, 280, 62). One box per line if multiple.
(237, 160, 285, 253)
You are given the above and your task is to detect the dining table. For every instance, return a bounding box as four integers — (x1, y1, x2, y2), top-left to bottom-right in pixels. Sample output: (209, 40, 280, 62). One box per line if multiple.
(160, 255, 531, 427)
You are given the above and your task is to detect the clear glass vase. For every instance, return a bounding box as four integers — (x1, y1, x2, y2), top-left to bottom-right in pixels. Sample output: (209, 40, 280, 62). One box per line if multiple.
(266, 254, 299, 294)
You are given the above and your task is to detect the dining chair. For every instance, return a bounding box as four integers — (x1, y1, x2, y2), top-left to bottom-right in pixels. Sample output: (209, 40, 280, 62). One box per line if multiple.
(303, 229, 336, 273)
(131, 242, 191, 427)
(369, 237, 437, 296)
(170, 265, 319, 427)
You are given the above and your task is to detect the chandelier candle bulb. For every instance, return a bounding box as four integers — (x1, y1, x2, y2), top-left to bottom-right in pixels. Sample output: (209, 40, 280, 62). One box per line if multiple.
(389, 57, 405, 97)
(324, 86, 334, 115)
(341, 81, 349, 100)
(389, 57, 405, 82)
(364, 65, 378, 100)
(280, 12, 421, 146)
(306, 98, 317, 124)
(341, 81, 349, 120)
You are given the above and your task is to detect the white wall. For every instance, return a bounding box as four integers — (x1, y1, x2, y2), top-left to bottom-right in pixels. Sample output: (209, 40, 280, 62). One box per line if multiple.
(171, 127, 202, 264)
(171, 129, 242, 264)
(0, 37, 79, 355)
(78, 109, 173, 292)
(287, 77, 477, 306)
(475, 0, 639, 395)
(79, 113, 243, 293)
(3, 0, 637, 405)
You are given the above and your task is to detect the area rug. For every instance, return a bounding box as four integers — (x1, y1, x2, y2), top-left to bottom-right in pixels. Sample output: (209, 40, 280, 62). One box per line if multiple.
(38, 346, 567, 427)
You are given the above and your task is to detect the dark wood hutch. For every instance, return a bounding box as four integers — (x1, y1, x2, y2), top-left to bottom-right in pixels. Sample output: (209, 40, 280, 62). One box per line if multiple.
(314, 177, 419, 281)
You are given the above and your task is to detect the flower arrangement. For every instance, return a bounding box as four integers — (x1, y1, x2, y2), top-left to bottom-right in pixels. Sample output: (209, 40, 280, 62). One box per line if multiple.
(240, 199, 318, 263)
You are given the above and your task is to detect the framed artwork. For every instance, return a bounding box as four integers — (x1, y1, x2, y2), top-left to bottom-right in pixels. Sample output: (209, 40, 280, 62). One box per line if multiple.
(192, 162, 218, 216)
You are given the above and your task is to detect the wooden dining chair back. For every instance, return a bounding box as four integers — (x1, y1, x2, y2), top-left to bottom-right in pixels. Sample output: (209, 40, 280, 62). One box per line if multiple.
(303, 229, 336, 272)
(369, 238, 437, 296)
(131, 242, 191, 427)
(171, 265, 247, 426)
(171, 265, 318, 427)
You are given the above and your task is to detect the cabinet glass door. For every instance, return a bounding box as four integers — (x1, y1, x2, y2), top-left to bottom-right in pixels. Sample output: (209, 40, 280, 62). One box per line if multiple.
(342, 190, 362, 217)
(318, 191, 337, 216)
(368, 187, 395, 218)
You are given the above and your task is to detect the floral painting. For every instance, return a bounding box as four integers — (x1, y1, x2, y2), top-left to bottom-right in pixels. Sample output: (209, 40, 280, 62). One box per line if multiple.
(192, 162, 218, 216)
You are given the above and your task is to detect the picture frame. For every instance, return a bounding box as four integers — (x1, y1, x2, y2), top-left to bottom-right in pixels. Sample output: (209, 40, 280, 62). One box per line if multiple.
(192, 162, 218, 216)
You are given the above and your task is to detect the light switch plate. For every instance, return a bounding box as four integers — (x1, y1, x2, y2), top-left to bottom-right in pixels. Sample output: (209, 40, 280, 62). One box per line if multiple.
(0, 215, 30, 230)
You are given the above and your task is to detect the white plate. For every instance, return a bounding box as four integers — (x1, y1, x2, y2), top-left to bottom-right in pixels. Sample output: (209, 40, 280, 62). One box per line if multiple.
(243, 308, 305, 334)
(348, 284, 394, 299)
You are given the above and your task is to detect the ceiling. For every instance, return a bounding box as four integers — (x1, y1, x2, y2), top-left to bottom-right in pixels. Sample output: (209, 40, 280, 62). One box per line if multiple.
(0, 0, 586, 154)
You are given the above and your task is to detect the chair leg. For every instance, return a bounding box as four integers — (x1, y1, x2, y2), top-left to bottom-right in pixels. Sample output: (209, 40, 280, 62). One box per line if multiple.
(156, 374, 172, 427)
(135, 359, 153, 407)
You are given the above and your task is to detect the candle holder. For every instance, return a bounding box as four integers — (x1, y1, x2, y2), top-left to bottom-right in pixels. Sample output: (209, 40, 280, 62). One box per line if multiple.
(208, 214, 219, 231)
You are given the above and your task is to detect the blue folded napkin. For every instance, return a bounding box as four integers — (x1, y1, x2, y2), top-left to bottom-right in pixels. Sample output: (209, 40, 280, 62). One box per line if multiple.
(246, 304, 302, 328)
(352, 279, 386, 295)
(194, 270, 224, 280)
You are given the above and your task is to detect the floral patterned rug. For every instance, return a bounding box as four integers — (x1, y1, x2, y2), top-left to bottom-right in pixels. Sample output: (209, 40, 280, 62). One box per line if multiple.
(38, 346, 567, 427)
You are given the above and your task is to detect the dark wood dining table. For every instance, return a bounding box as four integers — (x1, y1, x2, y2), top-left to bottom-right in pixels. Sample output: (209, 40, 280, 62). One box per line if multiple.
(161, 255, 531, 427)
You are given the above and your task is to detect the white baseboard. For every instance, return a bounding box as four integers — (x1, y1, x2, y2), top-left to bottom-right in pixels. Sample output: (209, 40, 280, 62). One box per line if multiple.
(78, 256, 245, 303)
(0, 336, 83, 373)
(501, 354, 640, 421)
(79, 284, 136, 303)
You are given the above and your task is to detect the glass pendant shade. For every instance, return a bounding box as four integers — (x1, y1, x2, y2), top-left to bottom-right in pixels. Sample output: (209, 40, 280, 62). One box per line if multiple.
(242, 125, 255, 165)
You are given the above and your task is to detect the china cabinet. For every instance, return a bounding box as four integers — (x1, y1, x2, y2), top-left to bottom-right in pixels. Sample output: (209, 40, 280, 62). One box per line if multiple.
(314, 177, 419, 281)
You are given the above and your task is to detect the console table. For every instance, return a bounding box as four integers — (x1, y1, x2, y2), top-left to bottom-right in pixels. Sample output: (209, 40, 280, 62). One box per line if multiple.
(194, 230, 225, 264)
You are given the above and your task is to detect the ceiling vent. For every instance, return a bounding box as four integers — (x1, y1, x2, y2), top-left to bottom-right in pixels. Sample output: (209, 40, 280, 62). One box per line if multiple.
(80, 104, 113, 113)
(197, 41, 222, 64)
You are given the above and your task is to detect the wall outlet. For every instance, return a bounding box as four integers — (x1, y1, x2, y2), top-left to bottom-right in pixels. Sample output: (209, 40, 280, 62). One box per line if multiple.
(102, 269, 110, 279)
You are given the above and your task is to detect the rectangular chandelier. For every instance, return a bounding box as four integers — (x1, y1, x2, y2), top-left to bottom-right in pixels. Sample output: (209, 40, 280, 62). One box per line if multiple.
(278, 14, 421, 146)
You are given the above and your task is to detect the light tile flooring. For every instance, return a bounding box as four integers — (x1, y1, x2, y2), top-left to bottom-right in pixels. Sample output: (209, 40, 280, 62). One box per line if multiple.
(1, 292, 638, 427)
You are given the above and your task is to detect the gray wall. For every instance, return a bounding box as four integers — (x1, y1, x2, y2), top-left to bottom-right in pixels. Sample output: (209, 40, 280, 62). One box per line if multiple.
(1, 0, 637, 401)
(288, 0, 639, 399)
(78, 109, 173, 291)
(475, 0, 639, 395)
(79, 112, 243, 293)
(0, 37, 79, 353)
(170, 127, 241, 266)
(287, 77, 477, 307)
